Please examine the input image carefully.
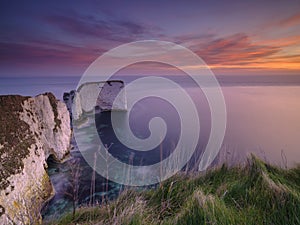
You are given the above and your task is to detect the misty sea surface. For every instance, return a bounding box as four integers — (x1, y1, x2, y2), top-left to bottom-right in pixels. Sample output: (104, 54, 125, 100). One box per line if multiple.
(1, 75, 300, 219)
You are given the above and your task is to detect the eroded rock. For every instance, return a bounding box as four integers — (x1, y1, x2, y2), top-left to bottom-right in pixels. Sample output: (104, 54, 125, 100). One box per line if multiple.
(63, 80, 127, 122)
(0, 93, 71, 225)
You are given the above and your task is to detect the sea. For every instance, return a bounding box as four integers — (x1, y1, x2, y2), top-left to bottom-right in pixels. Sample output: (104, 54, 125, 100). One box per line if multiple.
(1, 75, 300, 220)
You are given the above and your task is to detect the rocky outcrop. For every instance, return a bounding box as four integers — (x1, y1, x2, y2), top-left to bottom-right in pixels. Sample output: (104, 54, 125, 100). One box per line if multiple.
(63, 80, 127, 121)
(0, 93, 71, 225)
(63, 90, 82, 121)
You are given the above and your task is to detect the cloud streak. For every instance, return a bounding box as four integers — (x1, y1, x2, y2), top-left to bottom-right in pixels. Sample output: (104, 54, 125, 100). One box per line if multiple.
(177, 33, 300, 71)
(0, 10, 165, 76)
(278, 12, 300, 28)
(44, 11, 163, 43)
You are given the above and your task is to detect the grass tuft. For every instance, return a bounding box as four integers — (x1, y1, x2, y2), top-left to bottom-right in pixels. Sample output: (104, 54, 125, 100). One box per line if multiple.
(45, 155, 300, 225)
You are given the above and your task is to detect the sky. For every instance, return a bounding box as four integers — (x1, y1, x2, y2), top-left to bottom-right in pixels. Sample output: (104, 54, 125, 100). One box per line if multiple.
(0, 0, 300, 77)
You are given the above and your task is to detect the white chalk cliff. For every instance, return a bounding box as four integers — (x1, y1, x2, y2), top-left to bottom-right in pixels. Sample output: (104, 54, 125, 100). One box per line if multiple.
(63, 80, 127, 121)
(0, 93, 71, 225)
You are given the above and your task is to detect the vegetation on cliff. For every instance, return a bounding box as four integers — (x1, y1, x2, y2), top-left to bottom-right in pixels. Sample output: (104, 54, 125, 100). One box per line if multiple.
(47, 155, 300, 225)
(0, 93, 71, 224)
(44, 92, 62, 133)
(0, 95, 34, 191)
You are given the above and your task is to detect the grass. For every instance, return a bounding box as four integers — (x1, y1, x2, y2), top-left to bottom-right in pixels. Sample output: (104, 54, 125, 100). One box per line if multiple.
(45, 155, 300, 225)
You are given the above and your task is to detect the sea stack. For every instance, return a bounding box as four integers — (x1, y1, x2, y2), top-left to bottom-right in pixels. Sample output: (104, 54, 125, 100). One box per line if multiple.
(63, 80, 127, 122)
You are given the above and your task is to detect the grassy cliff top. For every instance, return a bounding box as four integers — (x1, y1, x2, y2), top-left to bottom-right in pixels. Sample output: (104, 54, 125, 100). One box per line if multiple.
(47, 155, 300, 225)
(0, 93, 62, 191)
(0, 95, 34, 191)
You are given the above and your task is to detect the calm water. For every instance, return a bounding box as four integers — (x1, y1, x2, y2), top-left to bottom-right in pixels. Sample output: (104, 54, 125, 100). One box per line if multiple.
(1, 75, 300, 219)
(0, 76, 80, 100)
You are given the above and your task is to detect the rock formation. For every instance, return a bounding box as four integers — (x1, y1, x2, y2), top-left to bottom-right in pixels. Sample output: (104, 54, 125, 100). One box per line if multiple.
(0, 93, 71, 225)
(63, 80, 127, 121)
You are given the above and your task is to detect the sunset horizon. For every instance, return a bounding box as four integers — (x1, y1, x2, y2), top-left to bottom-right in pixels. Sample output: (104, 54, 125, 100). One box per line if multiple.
(1, 1, 300, 77)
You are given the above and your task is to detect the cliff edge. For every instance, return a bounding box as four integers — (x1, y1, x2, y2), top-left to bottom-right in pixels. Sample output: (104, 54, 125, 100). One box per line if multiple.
(0, 93, 71, 224)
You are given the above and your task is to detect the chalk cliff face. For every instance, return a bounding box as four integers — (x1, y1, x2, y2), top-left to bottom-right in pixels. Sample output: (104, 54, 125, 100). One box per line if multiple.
(0, 93, 71, 225)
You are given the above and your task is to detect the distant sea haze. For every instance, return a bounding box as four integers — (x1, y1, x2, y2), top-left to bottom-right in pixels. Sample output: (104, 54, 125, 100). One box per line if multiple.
(1, 75, 300, 167)
(1, 75, 300, 99)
